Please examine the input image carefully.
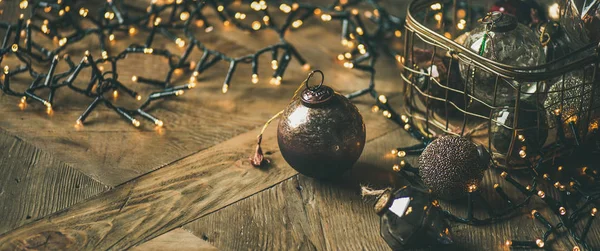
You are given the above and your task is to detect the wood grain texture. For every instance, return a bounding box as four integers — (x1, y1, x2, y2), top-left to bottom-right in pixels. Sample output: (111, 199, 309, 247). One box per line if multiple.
(183, 128, 414, 251)
(0, 101, 399, 251)
(0, 128, 110, 236)
(131, 228, 218, 251)
(0, 1, 403, 187)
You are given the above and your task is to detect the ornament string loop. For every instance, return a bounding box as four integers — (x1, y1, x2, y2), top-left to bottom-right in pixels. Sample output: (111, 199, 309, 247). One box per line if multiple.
(304, 70, 325, 91)
(250, 75, 315, 167)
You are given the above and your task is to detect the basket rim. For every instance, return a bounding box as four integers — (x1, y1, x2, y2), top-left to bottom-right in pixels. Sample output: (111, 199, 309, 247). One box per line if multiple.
(405, 0, 600, 81)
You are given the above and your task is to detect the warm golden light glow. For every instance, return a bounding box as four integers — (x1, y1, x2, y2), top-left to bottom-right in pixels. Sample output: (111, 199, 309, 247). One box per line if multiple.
(378, 95, 387, 104)
(292, 20, 303, 28)
(430, 3, 441, 10)
(279, 4, 291, 13)
(179, 11, 190, 21)
(252, 74, 259, 84)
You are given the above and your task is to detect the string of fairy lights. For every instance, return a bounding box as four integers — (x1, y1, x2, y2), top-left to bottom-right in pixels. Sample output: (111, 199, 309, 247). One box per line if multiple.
(3, 0, 599, 249)
(0, 0, 406, 128)
(389, 2, 600, 250)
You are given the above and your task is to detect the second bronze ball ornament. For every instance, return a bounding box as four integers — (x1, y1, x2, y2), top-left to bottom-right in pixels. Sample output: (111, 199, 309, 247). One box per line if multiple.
(277, 70, 366, 179)
(250, 70, 366, 180)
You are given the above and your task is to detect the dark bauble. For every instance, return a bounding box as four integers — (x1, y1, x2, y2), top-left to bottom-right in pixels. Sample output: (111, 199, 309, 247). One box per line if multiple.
(376, 186, 454, 251)
(533, 21, 583, 64)
(418, 135, 486, 200)
(460, 12, 545, 106)
(544, 72, 600, 141)
(412, 48, 465, 119)
(277, 83, 366, 179)
(490, 0, 545, 26)
(490, 102, 548, 167)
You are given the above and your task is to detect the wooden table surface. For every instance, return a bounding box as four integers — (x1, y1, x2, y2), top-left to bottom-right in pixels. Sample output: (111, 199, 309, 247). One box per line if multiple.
(0, 0, 599, 250)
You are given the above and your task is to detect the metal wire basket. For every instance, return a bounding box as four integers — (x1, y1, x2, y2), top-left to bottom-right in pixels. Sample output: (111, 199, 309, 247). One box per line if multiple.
(401, 0, 600, 168)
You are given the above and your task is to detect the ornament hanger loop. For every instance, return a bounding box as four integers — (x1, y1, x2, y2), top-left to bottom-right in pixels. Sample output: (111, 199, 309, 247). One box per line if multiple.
(304, 70, 324, 91)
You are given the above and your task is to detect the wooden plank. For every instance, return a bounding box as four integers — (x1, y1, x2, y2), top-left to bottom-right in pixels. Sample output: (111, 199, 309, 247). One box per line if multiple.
(183, 128, 413, 251)
(0, 128, 110, 235)
(0, 99, 399, 251)
(131, 228, 218, 251)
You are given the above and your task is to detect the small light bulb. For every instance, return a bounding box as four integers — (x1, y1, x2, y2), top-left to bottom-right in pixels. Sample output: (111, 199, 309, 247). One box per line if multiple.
(536, 239, 544, 248)
(378, 95, 387, 104)
(136, 95, 142, 101)
(279, 4, 291, 13)
(559, 207, 566, 215)
(537, 190, 546, 198)
(251, 74, 259, 84)
(592, 208, 597, 216)
(131, 76, 138, 82)
(397, 151, 406, 158)
(371, 105, 379, 112)
(113, 90, 119, 98)
(175, 90, 184, 96)
(108, 34, 115, 41)
(321, 14, 332, 21)
(519, 150, 527, 158)
(20, 0, 28, 9)
(392, 164, 401, 172)
(252, 21, 261, 30)
(292, 20, 303, 28)
(505, 240, 512, 246)
(302, 64, 310, 71)
(217, 5, 224, 12)
(222, 85, 228, 93)
(143, 48, 153, 54)
(271, 60, 278, 70)
(356, 27, 364, 35)
(155, 120, 163, 127)
(101, 51, 108, 59)
(180, 11, 190, 21)
(132, 119, 140, 127)
(467, 184, 477, 193)
(175, 38, 185, 48)
(343, 62, 354, 68)
(11, 44, 18, 52)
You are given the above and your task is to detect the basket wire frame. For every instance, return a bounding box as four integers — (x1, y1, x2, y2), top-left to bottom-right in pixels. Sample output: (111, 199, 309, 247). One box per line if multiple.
(401, 0, 600, 168)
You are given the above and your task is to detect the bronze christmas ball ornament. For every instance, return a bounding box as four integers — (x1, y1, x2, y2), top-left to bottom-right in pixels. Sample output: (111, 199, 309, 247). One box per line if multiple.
(418, 135, 488, 200)
(277, 70, 366, 179)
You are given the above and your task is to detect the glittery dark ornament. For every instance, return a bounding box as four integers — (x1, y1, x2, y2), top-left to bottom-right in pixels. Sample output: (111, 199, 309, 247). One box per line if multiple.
(376, 187, 454, 250)
(460, 12, 545, 106)
(418, 135, 487, 200)
(490, 102, 548, 166)
(544, 72, 600, 140)
(489, 0, 545, 26)
(534, 21, 581, 64)
(277, 70, 366, 179)
(411, 48, 465, 122)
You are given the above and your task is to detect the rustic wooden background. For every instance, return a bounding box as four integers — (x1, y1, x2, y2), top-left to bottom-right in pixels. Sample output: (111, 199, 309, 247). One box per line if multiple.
(0, 0, 599, 250)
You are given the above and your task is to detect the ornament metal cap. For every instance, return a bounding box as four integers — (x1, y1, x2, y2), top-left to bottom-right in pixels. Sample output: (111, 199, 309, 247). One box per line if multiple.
(374, 189, 393, 215)
(301, 70, 334, 105)
(481, 11, 517, 32)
